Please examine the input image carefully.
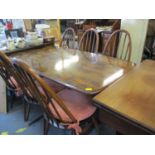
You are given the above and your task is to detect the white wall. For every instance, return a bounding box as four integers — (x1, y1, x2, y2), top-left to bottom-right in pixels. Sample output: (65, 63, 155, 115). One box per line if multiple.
(0, 77, 7, 113)
(121, 19, 149, 64)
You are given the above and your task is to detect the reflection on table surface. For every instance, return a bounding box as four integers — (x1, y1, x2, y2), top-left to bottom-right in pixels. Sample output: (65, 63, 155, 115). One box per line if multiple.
(10, 47, 132, 94)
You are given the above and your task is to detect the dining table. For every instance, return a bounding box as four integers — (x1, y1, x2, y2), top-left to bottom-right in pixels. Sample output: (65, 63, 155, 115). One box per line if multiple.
(9, 46, 133, 95)
(93, 60, 155, 134)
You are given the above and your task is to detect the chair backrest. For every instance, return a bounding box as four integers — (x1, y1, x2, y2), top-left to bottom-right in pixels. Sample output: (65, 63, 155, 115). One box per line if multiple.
(0, 51, 20, 90)
(13, 59, 77, 124)
(60, 27, 76, 49)
(78, 28, 99, 53)
(102, 29, 132, 62)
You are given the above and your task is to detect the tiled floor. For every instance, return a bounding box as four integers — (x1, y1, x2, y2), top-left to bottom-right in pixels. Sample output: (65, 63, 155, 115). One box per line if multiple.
(0, 98, 116, 135)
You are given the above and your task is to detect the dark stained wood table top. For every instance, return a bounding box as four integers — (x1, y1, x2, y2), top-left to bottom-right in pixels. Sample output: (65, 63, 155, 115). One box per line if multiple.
(93, 60, 155, 132)
(10, 46, 133, 94)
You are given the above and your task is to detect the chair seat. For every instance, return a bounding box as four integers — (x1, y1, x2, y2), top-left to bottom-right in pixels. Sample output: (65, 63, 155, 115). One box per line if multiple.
(48, 88, 96, 123)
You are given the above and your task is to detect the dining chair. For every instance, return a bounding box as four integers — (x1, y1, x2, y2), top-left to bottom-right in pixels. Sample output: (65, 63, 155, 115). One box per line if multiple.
(60, 27, 76, 49)
(0, 51, 40, 122)
(102, 29, 132, 62)
(0, 51, 23, 111)
(78, 28, 99, 53)
(13, 59, 98, 135)
(0, 52, 64, 125)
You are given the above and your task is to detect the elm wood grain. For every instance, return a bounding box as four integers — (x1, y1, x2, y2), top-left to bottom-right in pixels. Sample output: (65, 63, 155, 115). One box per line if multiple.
(10, 47, 133, 95)
(93, 60, 155, 134)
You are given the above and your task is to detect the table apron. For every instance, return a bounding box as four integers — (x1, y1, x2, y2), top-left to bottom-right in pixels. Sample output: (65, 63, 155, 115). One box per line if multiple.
(95, 103, 155, 135)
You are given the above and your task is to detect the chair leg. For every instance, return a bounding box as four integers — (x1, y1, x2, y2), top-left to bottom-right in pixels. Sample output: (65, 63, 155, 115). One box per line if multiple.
(7, 90, 14, 112)
(10, 94, 14, 109)
(81, 122, 93, 135)
(69, 129, 76, 135)
(43, 117, 50, 135)
(92, 116, 100, 135)
(24, 102, 31, 121)
(28, 115, 43, 126)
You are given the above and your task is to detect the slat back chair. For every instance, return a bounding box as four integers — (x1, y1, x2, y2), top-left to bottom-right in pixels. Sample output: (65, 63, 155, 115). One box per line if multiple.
(13, 59, 77, 129)
(60, 27, 76, 49)
(102, 29, 132, 62)
(78, 28, 99, 53)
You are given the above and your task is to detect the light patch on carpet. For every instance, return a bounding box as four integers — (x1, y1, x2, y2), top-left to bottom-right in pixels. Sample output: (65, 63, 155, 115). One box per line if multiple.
(15, 128, 27, 134)
(1, 131, 9, 135)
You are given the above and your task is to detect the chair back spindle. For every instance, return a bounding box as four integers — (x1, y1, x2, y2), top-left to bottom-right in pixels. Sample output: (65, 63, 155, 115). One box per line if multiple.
(60, 27, 76, 49)
(79, 29, 99, 53)
(102, 29, 132, 62)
